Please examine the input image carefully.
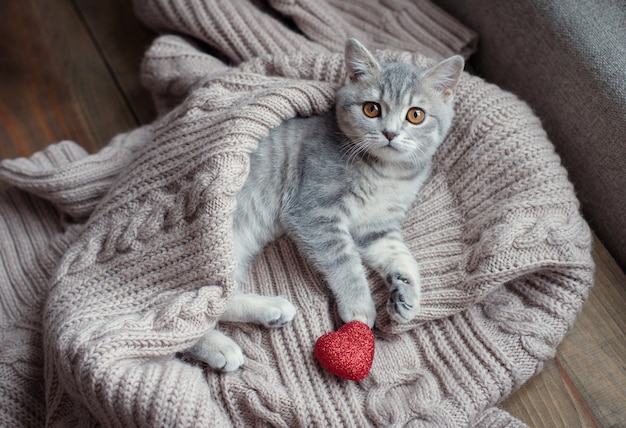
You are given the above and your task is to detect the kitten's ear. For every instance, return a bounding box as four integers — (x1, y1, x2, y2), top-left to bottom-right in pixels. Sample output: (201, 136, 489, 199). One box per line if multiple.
(423, 55, 464, 102)
(345, 38, 381, 82)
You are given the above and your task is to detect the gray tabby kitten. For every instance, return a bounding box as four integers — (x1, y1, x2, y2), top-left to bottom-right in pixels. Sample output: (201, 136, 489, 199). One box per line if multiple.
(190, 39, 464, 371)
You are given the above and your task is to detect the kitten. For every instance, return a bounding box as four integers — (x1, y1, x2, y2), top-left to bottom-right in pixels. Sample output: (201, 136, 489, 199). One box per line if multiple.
(189, 39, 464, 371)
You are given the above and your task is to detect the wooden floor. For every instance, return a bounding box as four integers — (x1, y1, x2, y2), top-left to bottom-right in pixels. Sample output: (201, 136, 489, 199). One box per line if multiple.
(1, 1, 625, 426)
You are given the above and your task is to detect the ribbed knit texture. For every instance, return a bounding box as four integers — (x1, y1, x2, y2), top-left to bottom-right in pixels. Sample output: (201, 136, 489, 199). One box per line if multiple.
(0, 1, 592, 426)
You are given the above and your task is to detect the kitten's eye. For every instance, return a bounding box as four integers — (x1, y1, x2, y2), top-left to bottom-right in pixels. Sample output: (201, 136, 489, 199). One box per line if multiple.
(363, 102, 381, 118)
(406, 107, 426, 125)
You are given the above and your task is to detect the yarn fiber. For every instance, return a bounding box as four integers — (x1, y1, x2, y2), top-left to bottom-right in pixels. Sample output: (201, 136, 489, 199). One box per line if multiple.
(0, 1, 592, 426)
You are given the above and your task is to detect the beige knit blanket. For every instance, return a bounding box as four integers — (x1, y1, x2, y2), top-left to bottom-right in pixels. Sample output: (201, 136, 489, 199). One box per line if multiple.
(0, 1, 593, 426)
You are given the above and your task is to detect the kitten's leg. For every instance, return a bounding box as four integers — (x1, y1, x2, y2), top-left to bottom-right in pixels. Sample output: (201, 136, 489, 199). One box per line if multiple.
(187, 218, 295, 372)
(220, 293, 297, 327)
(186, 295, 296, 372)
(186, 294, 296, 371)
(359, 229, 421, 323)
(229, 216, 296, 326)
(286, 214, 376, 327)
(187, 329, 245, 372)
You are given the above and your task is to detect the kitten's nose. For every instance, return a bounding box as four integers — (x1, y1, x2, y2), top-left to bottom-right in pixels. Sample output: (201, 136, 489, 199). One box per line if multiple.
(382, 131, 398, 141)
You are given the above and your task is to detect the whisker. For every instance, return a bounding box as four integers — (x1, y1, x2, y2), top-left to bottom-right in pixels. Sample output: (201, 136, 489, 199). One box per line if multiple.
(338, 133, 375, 168)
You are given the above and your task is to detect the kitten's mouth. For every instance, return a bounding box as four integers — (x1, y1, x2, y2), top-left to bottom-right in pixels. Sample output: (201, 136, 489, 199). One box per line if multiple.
(382, 142, 399, 151)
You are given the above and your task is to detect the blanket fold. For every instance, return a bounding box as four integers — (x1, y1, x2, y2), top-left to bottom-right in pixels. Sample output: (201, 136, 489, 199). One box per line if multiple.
(0, 0, 593, 426)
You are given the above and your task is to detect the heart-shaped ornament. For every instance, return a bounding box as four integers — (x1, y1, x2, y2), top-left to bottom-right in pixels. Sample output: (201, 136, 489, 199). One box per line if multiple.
(314, 320, 375, 381)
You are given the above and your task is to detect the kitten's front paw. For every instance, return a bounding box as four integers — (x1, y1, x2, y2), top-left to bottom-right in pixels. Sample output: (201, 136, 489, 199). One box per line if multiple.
(387, 274, 420, 323)
(259, 296, 297, 328)
(188, 330, 244, 372)
(338, 294, 377, 328)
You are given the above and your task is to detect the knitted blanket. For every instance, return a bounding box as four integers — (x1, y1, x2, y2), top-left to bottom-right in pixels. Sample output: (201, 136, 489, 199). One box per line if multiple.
(0, 0, 594, 426)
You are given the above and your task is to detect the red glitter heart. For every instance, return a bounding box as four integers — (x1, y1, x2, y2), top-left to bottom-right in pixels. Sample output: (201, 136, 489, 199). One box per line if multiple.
(314, 320, 375, 381)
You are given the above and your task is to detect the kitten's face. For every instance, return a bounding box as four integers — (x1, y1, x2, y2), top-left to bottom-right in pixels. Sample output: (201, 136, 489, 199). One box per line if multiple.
(336, 39, 464, 168)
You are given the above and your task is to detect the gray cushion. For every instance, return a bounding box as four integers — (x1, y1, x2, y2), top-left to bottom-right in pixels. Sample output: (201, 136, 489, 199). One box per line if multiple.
(434, 0, 626, 270)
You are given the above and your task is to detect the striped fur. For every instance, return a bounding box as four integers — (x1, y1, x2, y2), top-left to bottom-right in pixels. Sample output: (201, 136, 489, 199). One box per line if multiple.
(191, 39, 463, 371)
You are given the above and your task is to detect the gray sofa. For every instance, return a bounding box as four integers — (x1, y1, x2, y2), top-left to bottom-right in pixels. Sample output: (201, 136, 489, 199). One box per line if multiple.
(433, 0, 626, 271)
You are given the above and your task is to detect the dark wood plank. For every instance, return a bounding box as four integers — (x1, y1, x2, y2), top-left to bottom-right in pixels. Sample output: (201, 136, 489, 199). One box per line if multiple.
(72, 0, 157, 125)
(0, 0, 137, 159)
(502, 232, 626, 427)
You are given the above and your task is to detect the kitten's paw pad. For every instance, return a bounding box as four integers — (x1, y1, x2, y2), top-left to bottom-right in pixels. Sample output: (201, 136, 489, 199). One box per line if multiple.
(188, 331, 244, 372)
(338, 296, 377, 328)
(260, 296, 297, 328)
(387, 274, 420, 323)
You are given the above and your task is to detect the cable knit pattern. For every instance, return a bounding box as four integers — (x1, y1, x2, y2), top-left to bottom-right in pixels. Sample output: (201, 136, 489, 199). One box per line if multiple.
(0, 0, 593, 426)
